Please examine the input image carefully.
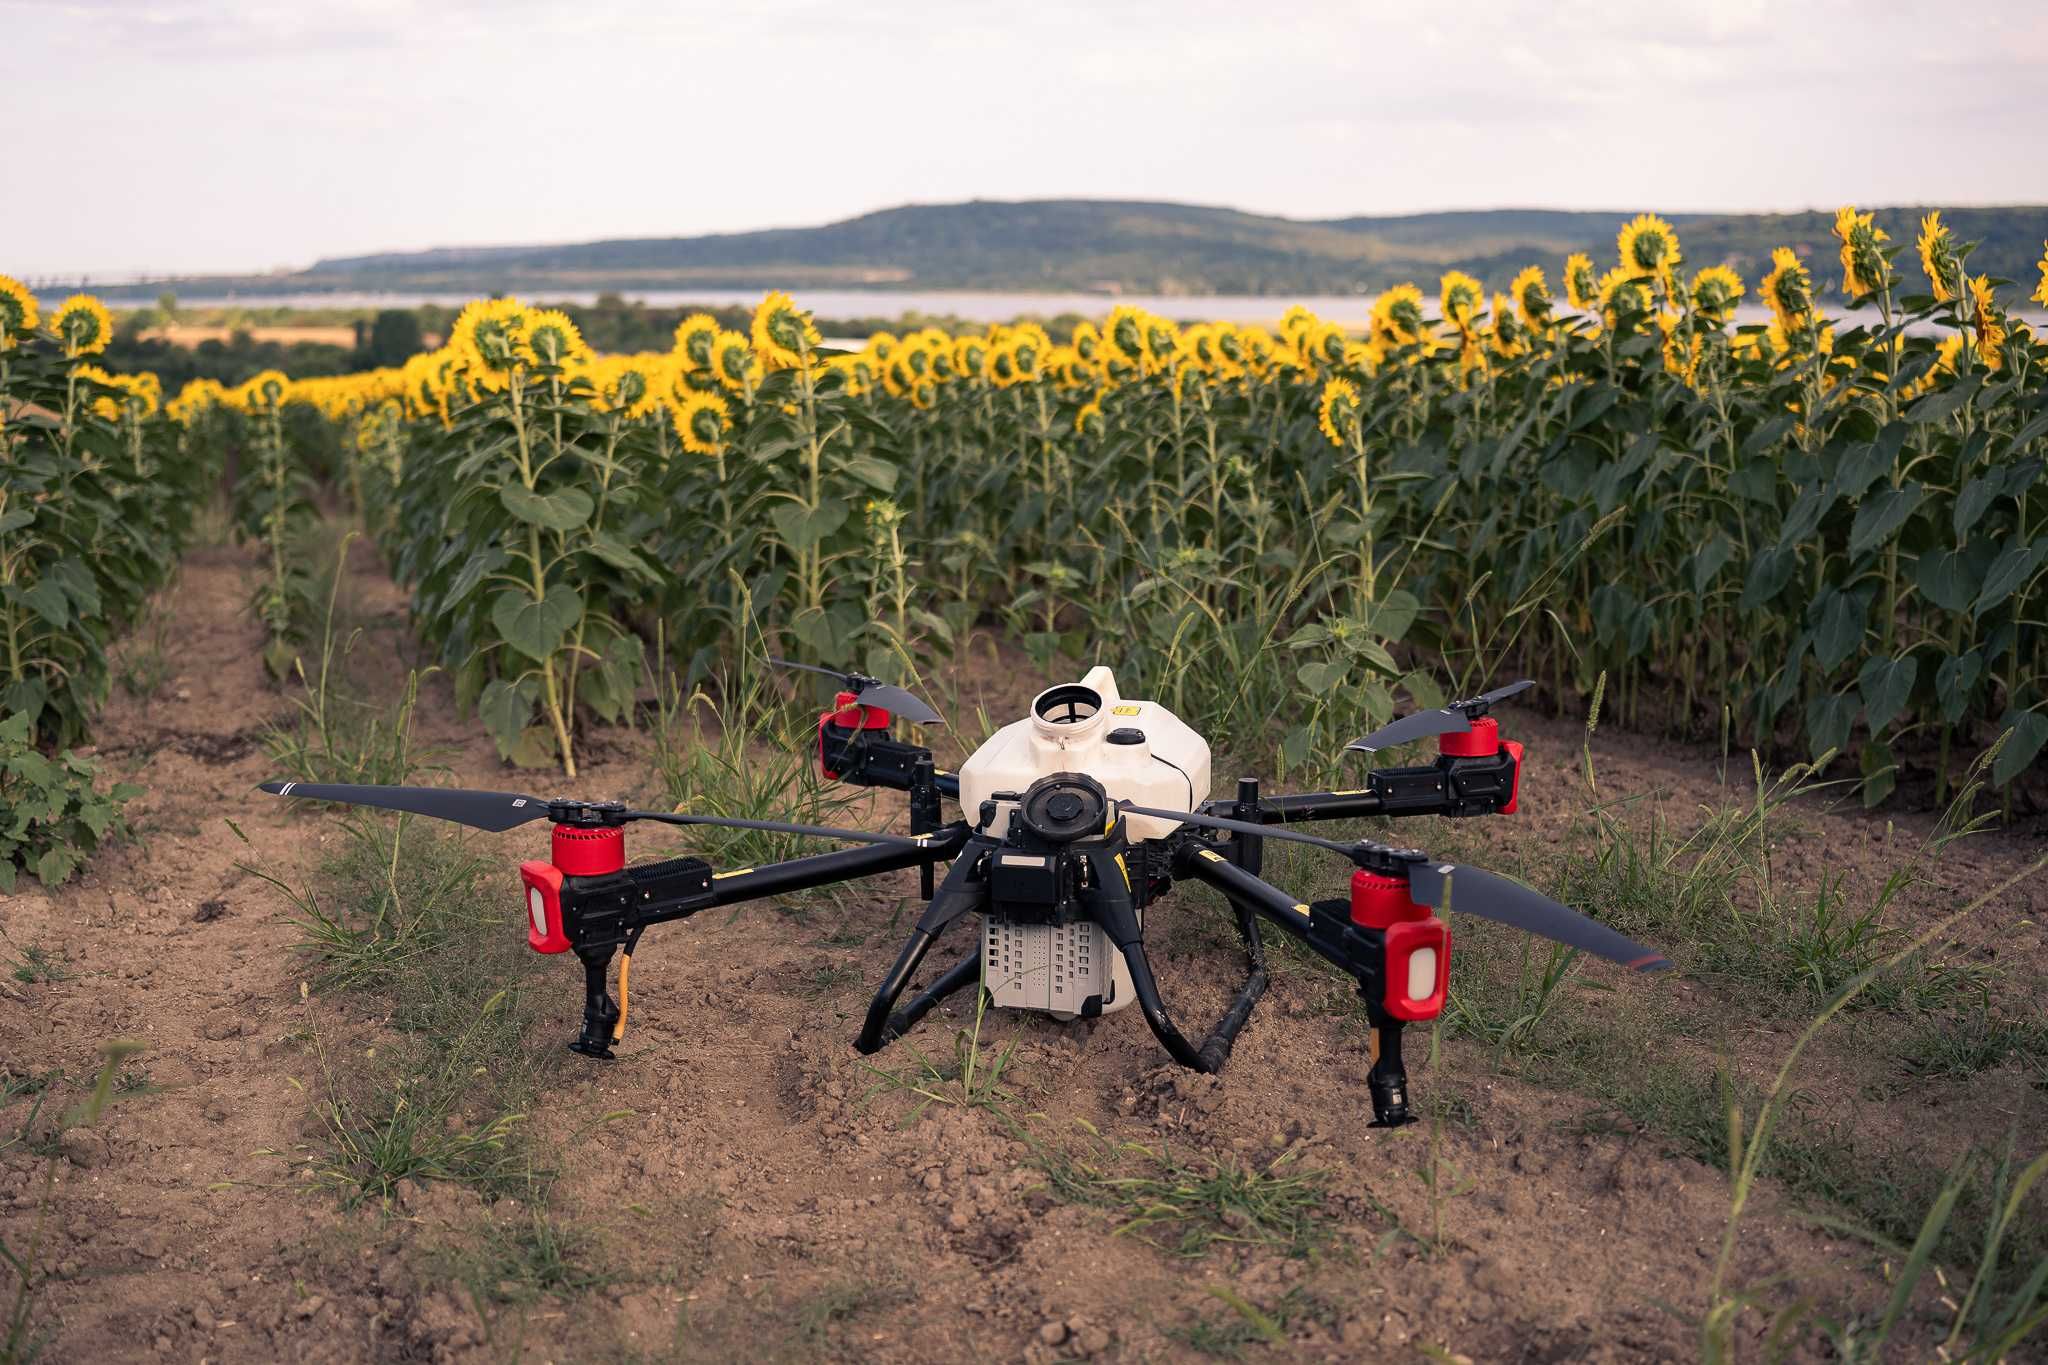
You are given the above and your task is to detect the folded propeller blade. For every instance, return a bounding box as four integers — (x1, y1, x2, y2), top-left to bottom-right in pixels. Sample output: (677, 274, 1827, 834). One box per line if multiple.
(1119, 801, 1670, 972)
(1344, 707, 1473, 754)
(852, 682, 942, 726)
(1405, 861, 1671, 972)
(1345, 678, 1536, 753)
(257, 781, 551, 832)
(261, 782, 922, 847)
(768, 658, 942, 725)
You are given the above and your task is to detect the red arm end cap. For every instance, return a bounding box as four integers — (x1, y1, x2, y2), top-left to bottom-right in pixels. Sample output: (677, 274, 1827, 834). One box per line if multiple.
(521, 861, 570, 954)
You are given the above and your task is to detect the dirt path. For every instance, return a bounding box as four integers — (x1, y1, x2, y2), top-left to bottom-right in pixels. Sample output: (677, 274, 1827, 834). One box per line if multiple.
(3, 538, 2043, 1363)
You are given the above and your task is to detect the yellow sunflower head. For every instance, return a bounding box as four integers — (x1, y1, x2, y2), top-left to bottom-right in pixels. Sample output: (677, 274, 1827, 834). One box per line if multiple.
(673, 313, 720, 371)
(1439, 271, 1485, 331)
(1617, 214, 1681, 281)
(1372, 285, 1426, 346)
(449, 297, 532, 382)
(1317, 376, 1362, 448)
(1689, 265, 1745, 321)
(238, 369, 292, 413)
(0, 275, 39, 349)
(2032, 241, 2048, 309)
(1280, 305, 1316, 348)
(751, 290, 820, 370)
(987, 341, 1021, 387)
(1300, 319, 1348, 370)
(1105, 305, 1151, 367)
(1075, 397, 1106, 437)
(1563, 254, 1598, 311)
(1966, 275, 2007, 363)
(1489, 293, 1524, 357)
(710, 329, 760, 391)
(1831, 206, 1892, 302)
(867, 331, 900, 364)
(908, 377, 937, 411)
(1759, 247, 1813, 328)
(667, 389, 733, 456)
(52, 294, 113, 358)
(521, 309, 590, 369)
(1071, 320, 1101, 362)
(952, 335, 988, 381)
(1597, 268, 1652, 330)
(1236, 326, 1276, 377)
(1917, 212, 1962, 303)
(603, 355, 667, 419)
(166, 377, 226, 424)
(1509, 266, 1551, 329)
(1144, 318, 1180, 368)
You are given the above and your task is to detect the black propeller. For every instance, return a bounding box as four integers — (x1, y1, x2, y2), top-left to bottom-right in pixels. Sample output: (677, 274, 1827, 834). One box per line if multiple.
(257, 780, 922, 847)
(1117, 802, 1669, 973)
(1345, 678, 1536, 754)
(769, 658, 943, 726)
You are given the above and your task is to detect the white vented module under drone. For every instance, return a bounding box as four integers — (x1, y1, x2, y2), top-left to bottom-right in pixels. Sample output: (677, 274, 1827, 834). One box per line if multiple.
(959, 666, 1211, 1018)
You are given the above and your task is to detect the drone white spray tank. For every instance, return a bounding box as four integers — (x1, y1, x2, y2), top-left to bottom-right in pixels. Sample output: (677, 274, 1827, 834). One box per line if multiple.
(956, 666, 1211, 1019)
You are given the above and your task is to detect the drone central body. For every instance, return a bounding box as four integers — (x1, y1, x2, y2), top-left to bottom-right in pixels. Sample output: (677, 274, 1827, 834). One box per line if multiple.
(260, 663, 1664, 1129)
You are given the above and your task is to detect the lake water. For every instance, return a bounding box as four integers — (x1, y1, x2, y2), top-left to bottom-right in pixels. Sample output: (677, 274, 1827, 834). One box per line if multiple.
(51, 284, 2042, 336)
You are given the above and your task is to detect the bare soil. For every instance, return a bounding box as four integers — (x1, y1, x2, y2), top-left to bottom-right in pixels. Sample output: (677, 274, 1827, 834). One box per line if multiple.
(3, 537, 2044, 1363)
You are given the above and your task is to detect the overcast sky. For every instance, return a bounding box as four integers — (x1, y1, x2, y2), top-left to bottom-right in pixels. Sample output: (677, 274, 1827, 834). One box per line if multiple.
(9, 0, 2046, 278)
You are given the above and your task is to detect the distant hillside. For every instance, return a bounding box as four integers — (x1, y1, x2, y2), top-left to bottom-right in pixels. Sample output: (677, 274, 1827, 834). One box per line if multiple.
(85, 200, 2048, 301)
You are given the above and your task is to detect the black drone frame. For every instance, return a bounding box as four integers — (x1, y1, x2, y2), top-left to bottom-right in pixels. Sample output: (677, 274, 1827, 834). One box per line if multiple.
(259, 676, 1667, 1130)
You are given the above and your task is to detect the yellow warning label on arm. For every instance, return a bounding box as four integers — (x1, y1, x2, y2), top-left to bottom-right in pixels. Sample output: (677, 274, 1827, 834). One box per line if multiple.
(1112, 704, 1141, 715)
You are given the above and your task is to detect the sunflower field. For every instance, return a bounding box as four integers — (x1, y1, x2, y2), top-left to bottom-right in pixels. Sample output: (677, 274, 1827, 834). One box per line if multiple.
(8, 210, 2048, 803)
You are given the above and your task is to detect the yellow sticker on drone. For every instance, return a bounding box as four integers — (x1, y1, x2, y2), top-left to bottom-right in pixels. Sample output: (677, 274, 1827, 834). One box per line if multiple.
(1112, 704, 1141, 715)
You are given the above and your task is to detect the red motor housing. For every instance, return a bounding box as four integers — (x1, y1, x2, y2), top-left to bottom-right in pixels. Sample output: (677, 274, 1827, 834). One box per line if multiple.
(1349, 869, 1451, 1021)
(818, 689, 892, 779)
(551, 824, 624, 876)
(1439, 714, 1499, 758)
(522, 825, 626, 955)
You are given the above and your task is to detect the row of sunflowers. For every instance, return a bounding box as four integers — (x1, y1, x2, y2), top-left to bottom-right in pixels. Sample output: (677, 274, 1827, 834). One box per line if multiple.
(5, 209, 2046, 799)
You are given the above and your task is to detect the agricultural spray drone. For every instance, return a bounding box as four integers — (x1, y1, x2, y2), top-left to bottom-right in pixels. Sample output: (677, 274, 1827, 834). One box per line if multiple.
(259, 663, 1668, 1127)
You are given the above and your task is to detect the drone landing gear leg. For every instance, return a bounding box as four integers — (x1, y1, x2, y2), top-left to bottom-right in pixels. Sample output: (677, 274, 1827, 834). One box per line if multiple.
(880, 951, 983, 1044)
(855, 848, 989, 1054)
(570, 943, 621, 1060)
(1365, 1012, 1412, 1128)
(1088, 851, 1268, 1075)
